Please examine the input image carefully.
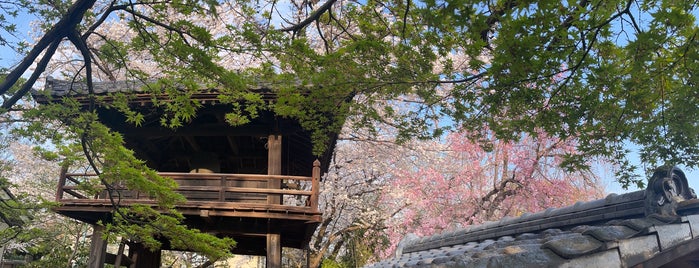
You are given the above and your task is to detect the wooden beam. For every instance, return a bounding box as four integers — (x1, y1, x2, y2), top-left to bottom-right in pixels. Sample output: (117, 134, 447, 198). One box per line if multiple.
(116, 124, 273, 137)
(63, 188, 88, 199)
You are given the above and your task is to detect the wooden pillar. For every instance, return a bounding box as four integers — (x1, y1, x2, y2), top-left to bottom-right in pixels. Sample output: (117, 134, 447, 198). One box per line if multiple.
(267, 134, 282, 204)
(266, 232, 282, 268)
(87, 225, 107, 268)
(128, 242, 161, 268)
(267, 134, 283, 267)
(114, 239, 126, 267)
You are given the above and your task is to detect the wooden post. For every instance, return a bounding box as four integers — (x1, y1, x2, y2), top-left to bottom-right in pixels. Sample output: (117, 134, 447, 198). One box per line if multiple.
(266, 231, 281, 268)
(56, 166, 68, 201)
(310, 160, 320, 211)
(266, 134, 283, 267)
(267, 135, 282, 204)
(128, 242, 161, 268)
(219, 175, 226, 201)
(114, 240, 125, 267)
(87, 225, 107, 268)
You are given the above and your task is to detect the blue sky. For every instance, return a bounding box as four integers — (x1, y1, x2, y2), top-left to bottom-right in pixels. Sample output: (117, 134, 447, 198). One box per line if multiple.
(0, 9, 36, 70)
(608, 147, 699, 194)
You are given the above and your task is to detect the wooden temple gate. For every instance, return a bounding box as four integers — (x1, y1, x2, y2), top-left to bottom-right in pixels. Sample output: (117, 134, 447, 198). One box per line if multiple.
(54, 144, 322, 267)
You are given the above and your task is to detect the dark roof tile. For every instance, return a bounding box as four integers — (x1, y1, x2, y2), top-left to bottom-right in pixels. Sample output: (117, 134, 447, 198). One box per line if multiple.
(580, 225, 638, 242)
(542, 234, 604, 259)
(515, 232, 538, 241)
(613, 218, 655, 232)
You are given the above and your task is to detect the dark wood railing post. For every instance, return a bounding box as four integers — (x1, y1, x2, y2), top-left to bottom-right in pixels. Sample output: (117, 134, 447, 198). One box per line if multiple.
(219, 175, 226, 201)
(56, 166, 68, 202)
(310, 160, 320, 211)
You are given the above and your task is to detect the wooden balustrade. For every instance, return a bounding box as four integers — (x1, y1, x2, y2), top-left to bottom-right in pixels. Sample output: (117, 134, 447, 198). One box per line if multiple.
(55, 161, 322, 214)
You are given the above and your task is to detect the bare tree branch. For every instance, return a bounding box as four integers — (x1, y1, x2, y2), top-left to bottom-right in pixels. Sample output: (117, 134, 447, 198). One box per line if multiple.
(1, 40, 60, 109)
(0, 0, 97, 97)
(280, 0, 337, 33)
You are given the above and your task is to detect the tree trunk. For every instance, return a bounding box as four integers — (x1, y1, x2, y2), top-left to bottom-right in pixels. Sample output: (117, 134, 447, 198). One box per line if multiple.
(308, 252, 323, 268)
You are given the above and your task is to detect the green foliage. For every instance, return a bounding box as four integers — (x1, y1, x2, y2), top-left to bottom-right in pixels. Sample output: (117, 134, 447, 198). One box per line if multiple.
(321, 258, 345, 268)
(253, 0, 699, 187)
(342, 229, 387, 267)
(108, 205, 235, 261)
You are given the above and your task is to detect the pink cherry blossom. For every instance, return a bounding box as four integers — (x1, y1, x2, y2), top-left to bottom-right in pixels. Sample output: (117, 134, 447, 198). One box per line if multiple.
(379, 128, 605, 256)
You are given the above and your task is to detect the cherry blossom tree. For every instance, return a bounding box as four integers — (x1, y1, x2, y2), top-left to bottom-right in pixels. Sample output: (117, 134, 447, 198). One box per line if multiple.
(0, 141, 91, 267)
(380, 129, 605, 255)
(298, 122, 606, 266)
(307, 135, 396, 267)
(280, 107, 437, 267)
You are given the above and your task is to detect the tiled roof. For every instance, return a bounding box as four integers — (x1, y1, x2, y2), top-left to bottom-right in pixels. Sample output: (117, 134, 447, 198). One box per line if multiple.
(34, 77, 280, 105)
(42, 77, 149, 96)
(367, 166, 699, 267)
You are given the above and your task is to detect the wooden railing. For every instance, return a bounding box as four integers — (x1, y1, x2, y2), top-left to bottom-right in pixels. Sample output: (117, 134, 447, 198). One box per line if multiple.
(56, 160, 321, 213)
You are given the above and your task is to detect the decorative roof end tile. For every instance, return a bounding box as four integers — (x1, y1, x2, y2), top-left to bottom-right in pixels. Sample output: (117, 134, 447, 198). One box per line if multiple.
(645, 166, 697, 221)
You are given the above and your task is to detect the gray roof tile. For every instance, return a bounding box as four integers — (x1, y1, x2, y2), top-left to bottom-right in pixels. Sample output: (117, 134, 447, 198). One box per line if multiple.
(651, 223, 692, 250)
(617, 235, 659, 267)
(542, 234, 604, 259)
(580, 225, 638, 242)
